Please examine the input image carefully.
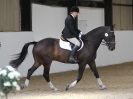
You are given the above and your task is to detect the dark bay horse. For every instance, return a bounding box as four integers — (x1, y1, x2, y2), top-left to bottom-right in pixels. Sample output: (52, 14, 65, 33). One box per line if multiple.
(10, 26, 115, 91)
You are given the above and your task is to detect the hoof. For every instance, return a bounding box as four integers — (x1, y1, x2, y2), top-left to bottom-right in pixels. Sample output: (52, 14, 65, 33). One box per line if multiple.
(53, 88, 59, 91)
(65, 80, 77, 91)
(99, 85, 107, 90)
(20, 83, 25, 89)
(65, 85, 70, 91)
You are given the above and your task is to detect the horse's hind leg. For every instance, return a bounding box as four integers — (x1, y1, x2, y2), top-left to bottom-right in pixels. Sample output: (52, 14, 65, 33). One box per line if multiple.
(88, 61, 106, 90)
(24, 62, 40, 87)
(43, 63, 58, 91)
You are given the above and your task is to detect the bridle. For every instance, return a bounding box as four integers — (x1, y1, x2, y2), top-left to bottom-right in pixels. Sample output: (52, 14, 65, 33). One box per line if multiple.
(101, 31, 116, 47)
(101, 40, 115, 47)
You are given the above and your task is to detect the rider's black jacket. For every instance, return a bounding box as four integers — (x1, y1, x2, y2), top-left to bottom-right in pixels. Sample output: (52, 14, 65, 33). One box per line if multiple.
(62, 15, 81, 39)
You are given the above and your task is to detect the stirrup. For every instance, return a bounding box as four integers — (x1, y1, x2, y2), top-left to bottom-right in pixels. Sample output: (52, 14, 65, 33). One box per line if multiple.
(68, 57, 77, 63)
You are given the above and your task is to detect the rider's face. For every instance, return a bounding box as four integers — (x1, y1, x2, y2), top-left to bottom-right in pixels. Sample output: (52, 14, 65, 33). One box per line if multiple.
(71, 12, 79, 18)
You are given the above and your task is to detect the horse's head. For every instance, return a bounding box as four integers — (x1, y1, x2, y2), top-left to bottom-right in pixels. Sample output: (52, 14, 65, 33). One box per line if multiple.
(83, 26, 116, 51)
(102, 28, 115, 51)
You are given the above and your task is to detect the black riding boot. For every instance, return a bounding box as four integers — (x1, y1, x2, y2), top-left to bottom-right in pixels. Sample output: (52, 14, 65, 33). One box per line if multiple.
(69, 45, 79, 63)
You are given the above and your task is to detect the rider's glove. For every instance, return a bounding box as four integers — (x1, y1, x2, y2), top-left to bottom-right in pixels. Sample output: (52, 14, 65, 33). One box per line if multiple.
(79, 32, 82, 38)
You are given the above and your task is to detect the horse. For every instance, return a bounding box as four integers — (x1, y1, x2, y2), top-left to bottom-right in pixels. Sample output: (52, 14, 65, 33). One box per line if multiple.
(10, 26, 115, 91)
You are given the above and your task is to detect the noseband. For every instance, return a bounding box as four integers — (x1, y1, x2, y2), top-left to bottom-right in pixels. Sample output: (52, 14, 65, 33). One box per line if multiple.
(101, 31, 115, 47)
(101, 40, 115, 47)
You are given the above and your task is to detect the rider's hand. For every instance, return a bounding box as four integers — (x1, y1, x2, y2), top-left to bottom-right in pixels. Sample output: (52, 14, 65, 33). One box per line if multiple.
(79, 32, 82, 38)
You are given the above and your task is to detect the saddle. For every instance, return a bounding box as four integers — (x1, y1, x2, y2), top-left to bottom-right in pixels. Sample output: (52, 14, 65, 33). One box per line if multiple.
(59, 36, 84, 51)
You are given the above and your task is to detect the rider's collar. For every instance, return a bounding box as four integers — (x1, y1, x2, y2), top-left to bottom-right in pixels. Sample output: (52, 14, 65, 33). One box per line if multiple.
(70, 14, 75, 19)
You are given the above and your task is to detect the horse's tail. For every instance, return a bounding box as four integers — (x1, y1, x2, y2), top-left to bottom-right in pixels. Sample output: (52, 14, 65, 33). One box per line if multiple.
(10, 41, 37, 68)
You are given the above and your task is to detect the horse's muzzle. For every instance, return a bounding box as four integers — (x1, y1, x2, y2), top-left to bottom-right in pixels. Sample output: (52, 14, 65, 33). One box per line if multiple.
(109, 47, 115, 51)
(108, 44, 115, 51)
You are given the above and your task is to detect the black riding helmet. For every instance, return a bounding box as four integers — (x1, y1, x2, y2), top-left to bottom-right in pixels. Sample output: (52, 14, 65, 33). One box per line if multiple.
(70, 6, 79, 13)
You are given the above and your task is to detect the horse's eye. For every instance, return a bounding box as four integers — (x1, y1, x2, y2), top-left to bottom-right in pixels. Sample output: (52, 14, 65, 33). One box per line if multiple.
(105, 33, 109, 37)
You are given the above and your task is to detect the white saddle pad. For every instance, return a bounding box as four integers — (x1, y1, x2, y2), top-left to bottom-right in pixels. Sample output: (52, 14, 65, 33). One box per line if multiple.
(59, 38, 84, 51)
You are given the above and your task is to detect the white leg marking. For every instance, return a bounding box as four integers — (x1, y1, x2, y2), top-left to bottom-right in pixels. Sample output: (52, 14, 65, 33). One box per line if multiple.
(25, 79, 29, 87)
(69, 80, 77, 89)
(97, 78, 106, 90)
(48, 81, 58, 91)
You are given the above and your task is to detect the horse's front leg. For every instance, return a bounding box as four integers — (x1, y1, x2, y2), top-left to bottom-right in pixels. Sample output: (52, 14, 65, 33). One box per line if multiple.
(88, 61, 106, 90)
(66, 62, 86, 91)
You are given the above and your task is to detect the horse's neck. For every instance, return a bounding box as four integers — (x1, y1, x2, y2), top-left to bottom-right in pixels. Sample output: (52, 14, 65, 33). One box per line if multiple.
(84, 33, 103, 51)
(84, 26, 109, 51)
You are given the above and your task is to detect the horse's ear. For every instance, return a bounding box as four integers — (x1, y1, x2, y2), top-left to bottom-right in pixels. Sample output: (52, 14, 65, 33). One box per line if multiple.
(111, 24, 115, 31)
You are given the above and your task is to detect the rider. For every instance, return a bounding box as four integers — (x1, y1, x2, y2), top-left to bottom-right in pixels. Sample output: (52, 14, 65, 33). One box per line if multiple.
(61, 6, 82, 63)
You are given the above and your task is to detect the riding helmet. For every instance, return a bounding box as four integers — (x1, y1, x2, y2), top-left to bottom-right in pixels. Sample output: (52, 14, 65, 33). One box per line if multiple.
(70, 6, 79, 13)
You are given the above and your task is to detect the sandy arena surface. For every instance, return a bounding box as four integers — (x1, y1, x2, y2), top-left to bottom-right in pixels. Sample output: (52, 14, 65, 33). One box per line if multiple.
(8, 62, 133, 99)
